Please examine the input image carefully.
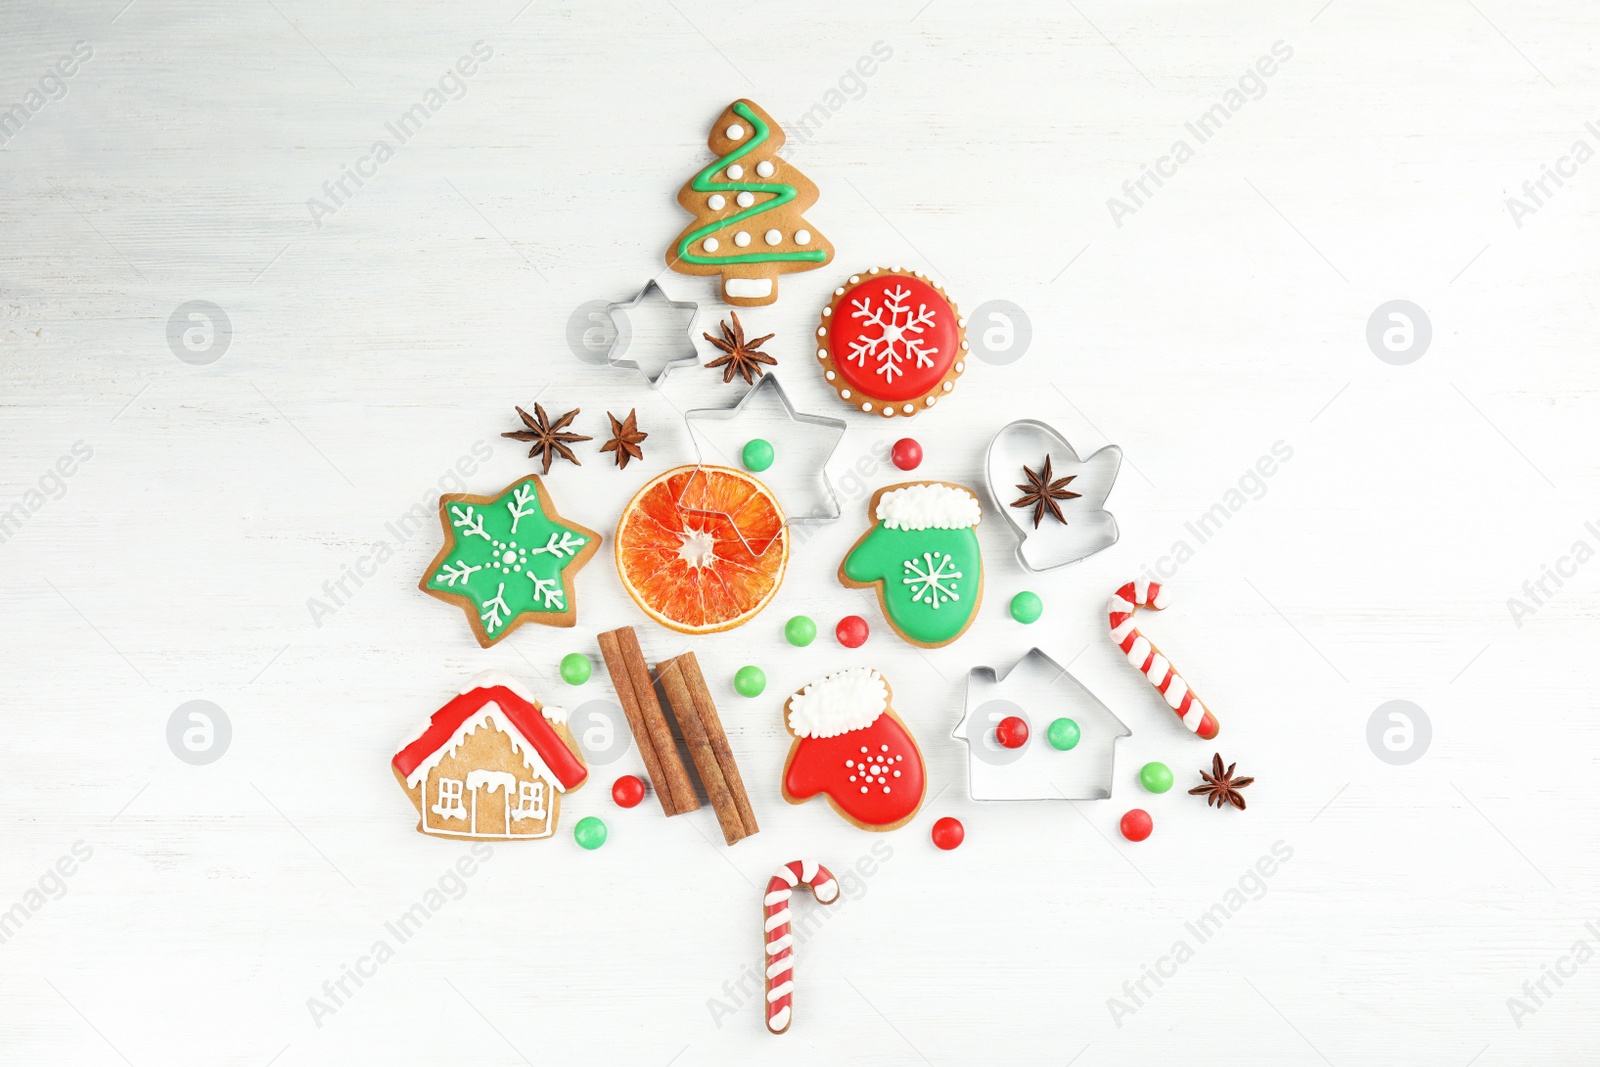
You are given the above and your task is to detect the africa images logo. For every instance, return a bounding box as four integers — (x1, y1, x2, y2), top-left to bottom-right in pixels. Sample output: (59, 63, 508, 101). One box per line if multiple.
(1107, 41, 1294, 227)
(0, 41, 93, 147)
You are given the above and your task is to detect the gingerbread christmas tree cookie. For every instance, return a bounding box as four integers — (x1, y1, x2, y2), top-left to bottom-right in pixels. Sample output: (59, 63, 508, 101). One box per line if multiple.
(420, 475, 600, 646)
(666, 99, 834, 307)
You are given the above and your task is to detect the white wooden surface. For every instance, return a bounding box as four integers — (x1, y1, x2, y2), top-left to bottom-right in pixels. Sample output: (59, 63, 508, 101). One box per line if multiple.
(3, 1, 1597, 1063)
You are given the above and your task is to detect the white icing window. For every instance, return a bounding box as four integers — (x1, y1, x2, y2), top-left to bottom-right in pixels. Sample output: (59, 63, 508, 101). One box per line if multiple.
(511, 780, 546, 821)
(432, 777, 467, 820)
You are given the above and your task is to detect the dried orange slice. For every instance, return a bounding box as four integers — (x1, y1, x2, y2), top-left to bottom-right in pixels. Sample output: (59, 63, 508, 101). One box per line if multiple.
(615, 465, 788, 633)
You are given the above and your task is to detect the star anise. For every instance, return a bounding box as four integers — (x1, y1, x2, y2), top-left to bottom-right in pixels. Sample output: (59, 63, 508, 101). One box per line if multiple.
(1010, 455, 1081, 527)
(1188, 754, 1254, 811)
(703, 312, 776, 385)
(502, 403, 592, 474)
(599, 409, 648, 470)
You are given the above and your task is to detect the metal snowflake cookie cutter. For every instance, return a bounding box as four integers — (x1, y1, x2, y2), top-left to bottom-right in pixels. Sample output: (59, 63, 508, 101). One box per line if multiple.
(985, 418, 1122, 571)
(604, 279, 702, 388)
(677, 372, 846, 557)
(953, 647, 1131, 801)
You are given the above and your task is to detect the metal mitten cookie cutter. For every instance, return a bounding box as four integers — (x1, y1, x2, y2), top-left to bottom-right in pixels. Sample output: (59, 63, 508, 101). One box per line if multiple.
(953, 647, 1131, 801)
(986, 418, 1123, 571)
(604, 279, 702, 387)
(677, 372, 846, 557)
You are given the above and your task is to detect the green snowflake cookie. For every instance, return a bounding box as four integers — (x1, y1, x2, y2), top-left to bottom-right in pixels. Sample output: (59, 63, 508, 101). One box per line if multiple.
(840, 481, 983, 648)
(420, 475, 601, 646)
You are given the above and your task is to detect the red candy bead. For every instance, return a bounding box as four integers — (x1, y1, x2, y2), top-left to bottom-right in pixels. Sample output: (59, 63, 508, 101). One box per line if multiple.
(890, 438, 923, 472)
(612, 774, 645, 809)
(995, 716, 1029, 749)
(1120, 808, 1153, 842)
(836, 615, 870, 648)
(931, 816, 964, 850)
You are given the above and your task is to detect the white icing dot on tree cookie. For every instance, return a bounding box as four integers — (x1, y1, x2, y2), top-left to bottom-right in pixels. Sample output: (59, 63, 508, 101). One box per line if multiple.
(756, 160, 775, 177)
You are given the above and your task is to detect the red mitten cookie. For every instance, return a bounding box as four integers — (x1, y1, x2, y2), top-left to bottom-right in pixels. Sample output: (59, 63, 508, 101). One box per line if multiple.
(780, 667, 926, 832)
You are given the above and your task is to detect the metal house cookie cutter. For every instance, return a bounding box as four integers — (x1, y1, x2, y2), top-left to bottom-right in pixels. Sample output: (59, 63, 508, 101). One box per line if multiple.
(953, 647, 1131, 801)
(604, 279, 702, 388)
(985, 418, 1122, 572)
(676, 372, 847, 557)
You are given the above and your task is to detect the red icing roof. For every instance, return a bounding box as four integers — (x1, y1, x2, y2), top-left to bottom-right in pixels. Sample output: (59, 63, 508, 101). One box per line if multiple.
(392, 684, 588, 791)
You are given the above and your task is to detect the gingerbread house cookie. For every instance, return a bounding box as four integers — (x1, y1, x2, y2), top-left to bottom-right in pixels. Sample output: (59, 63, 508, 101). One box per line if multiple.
(392, 672, 588, 840)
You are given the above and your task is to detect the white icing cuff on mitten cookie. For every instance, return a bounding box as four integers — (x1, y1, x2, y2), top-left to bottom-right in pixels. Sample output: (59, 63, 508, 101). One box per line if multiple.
(786, 666, 888, 738)
(874, 483, 981, 531)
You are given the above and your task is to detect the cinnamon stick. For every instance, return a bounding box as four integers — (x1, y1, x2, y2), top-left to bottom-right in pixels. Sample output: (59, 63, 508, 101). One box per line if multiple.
(658, 658, 747, 845)
(615, 627, 699, 815)
(597, 629, 676, 816)
(667, 651, 759, 842)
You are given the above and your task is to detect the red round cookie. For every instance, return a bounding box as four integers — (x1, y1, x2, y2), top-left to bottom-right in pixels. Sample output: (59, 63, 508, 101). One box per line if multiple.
(816, 267, 967, 418)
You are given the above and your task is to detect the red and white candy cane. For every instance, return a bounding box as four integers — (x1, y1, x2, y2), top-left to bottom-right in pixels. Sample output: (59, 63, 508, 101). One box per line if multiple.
(1108, 580, 1221, 740)
(763, 859, 839, 1035)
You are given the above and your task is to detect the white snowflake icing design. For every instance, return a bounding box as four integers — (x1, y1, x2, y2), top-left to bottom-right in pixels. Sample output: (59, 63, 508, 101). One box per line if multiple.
(527, 531, 586, 558)
(902, 552, 962, 608)
(442, 493, 590, 591)
(529, 573, 565, 610)
(845, 747, 905, 796)
(434, 560, 482, 586)
(450, 504, 491, 540)
(480, 583, 512, 631)
(507, 483, 539, 533)
(847, 285, 939, 383)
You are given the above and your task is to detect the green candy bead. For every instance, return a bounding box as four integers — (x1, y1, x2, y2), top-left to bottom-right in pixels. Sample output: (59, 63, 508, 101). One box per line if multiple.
(1009, 590, 1043, 624)
(734, 665, 766, 697)
(573, 816, 607, 850)
(1139, 761, 1174, 794)
(742, 438, 775, 472)
(784, 615, 817, 647)
(1047, 717, 1080, 751)
(559, 653, 592, 685)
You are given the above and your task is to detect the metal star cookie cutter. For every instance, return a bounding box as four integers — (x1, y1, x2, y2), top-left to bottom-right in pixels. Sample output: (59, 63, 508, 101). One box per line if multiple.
(677, 372, 847, 557)
(953, 647, 1131, 801)
(604, 279, 702, 388)
(985, 418, 1122, 571)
